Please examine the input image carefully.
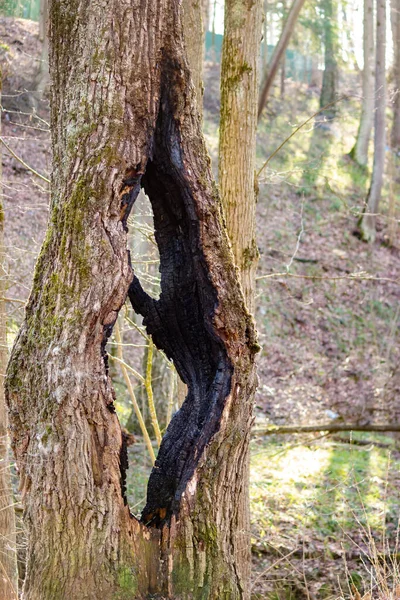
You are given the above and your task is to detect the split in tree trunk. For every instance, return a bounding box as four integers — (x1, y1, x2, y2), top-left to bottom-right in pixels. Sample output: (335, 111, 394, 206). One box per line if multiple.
(5, 1, 258, 598)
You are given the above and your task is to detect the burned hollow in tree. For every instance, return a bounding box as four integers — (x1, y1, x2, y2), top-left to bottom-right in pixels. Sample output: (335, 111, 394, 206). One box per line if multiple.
(127, 66, 233, 527)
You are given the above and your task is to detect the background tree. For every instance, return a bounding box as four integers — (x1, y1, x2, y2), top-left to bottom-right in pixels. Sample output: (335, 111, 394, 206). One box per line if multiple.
(258, 0, 306, 119)
(391, 0, 400, 149)
(182, 0, 205, 111)
(0, 70, 18, 600)
(34, 0, 49, 93)
(319, 0, 339, 119)
(5, 0, 258, 598)
(350, 0, 374, 166)
(360, 0, 387, 242)
(219, 0, 262, 312)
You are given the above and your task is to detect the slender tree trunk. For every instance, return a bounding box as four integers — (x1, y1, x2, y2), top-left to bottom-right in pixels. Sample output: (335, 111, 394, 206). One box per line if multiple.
(258, 0, 306, 119)
(263, 0, 268, 69)
(350, 0, 375, 166)
(319, 0, 339, 119)
(202, 0, 210, 35)
(34, 0, 49, 94)
(219, 0, 262, 314)
(391, 0, 400, 149)
(182, 0, 204, 111)
(5, 1, 258, 598)
(211, 0, 217, 63)
(0, 73, 18, 600)
(39, 0, 48, 42)
(280, 0, 287, 99)
(360, 0, 387, 242)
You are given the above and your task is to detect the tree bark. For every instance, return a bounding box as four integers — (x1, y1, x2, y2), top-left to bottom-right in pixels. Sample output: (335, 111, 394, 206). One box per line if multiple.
(219, 0, 262, 314)
(360, 0, 387, 242)
(350, 0, 374, 166)
(258, 0, 306, 120)
(0, 70, 18, 600)
(5, 1, 258, 598)
(319, 0, 339, 119)
(182, 0, 204, 112)
(391, 0, 400, 149)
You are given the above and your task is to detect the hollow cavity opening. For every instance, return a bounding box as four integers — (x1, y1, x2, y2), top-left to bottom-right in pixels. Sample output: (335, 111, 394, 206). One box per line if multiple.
(111, 86, 233, 526)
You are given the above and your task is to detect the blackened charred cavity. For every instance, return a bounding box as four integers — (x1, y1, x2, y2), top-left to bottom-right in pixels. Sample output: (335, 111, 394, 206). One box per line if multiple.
(128, 82, 233, 527)
(119, 430, 130, 505)
(119, 168, 142, 232)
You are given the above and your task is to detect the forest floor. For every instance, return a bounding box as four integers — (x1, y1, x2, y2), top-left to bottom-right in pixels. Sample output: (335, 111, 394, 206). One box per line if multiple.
(2, 17, 400, 600)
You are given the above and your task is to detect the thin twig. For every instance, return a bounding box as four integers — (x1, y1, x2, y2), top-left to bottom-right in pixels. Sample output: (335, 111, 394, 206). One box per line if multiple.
(256, 271, 400, 285)
(145, 339, 162, 447)
(0, 136, 50, 183)
(257, 97, 348, 178)
(114, 321, 155, 463)
(253, 423, 400, 435)
(108, 353, 145, 384)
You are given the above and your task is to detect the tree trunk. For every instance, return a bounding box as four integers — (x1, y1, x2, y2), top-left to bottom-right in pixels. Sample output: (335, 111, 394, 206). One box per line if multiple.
(391, 0, 400, 149)
(360, 0, 387, 242)
(182, 0, 204, 111)
(350, 0, 374, 166)
(34, 0, 49, 94)
(263, 0, 268, 69)
(219, 0, 262, 314)
(280, 0, 287, 99)
(202, 0, 210, 35)
(258, 0, 306, 119)
(319, 0, 339, 119)
(5, 1, 258, 598)
(0, 74, 18, 600)
(39, 0, 48, 42)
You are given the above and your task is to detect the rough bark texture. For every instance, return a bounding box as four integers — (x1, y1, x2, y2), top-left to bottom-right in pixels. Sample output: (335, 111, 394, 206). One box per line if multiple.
(360, 0, 387, 242)
(5, 1, 258, 598)
(219, 0, 262, 314)
(350, 0, 374, 166)
(182, 0, 204, 112)
(391, 0, 400, 149)
(257, 0, 306, 119)
(319, 0, 339, 118)
(0, 75, 18, 600)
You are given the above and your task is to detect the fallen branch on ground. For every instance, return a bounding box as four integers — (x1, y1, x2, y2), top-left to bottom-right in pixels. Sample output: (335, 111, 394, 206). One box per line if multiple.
(253, 423, 400, 435)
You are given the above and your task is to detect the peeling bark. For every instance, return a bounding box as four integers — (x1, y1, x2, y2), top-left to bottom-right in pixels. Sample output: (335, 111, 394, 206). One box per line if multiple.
(5, 1, 258, 598)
